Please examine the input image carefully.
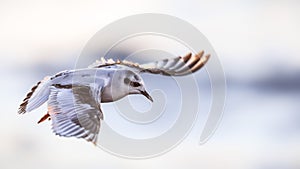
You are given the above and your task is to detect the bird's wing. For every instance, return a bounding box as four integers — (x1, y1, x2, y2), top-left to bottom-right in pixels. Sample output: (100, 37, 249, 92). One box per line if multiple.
(139, 51, 210, 76)
(47, 84, 103, 144)
(89, 50, 210, 76)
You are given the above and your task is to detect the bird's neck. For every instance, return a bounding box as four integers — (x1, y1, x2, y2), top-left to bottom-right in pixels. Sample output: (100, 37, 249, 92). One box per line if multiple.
(101, 83, 128, 103)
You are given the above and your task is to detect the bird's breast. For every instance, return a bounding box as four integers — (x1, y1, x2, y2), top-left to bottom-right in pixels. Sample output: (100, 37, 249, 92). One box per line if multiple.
(101, 86, 127, 103)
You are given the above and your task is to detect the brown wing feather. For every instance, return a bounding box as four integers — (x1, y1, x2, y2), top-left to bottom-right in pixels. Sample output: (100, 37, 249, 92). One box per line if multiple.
(89, 50, 210, 76)
(139, 50, 210, 76)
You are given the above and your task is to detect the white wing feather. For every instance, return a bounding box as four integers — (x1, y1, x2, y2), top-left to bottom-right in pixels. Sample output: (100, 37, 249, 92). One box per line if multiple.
(48, 84, 103, 144)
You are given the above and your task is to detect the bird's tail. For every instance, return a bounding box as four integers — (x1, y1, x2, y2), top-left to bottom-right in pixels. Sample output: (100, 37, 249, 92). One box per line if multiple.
(18, 76, 52, 114)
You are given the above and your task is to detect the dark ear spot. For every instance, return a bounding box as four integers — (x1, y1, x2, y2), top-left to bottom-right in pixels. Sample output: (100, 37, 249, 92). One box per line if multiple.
(134, 74, 140, 80)
(124, 78, 130, 84)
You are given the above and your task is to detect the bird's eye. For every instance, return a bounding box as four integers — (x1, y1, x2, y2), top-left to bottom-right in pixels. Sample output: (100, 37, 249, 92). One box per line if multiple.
(130, 82, 141, 87)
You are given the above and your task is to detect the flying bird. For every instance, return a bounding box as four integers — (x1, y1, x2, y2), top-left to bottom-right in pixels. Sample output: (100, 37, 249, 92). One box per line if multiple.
(18, 51, 210, 144)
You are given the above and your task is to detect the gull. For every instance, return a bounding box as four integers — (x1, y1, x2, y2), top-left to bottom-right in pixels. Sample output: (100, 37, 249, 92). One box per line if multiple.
(18, 51, 210, 144)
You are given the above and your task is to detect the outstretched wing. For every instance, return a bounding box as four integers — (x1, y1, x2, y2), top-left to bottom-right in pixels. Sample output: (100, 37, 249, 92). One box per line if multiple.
(89, 50, 210, 76)
(48, 84, 103, 144)
(139, 51, 210, 76)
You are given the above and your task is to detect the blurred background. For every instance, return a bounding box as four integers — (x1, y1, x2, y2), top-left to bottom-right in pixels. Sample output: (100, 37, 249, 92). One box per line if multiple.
(0, 0, 299, 169)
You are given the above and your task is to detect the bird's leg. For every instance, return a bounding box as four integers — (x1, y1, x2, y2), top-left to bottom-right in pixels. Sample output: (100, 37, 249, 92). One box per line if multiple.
(37, 113, 50, 124)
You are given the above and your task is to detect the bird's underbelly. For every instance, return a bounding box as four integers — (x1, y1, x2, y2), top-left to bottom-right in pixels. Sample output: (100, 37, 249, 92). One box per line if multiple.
(101, 93, 114, 103)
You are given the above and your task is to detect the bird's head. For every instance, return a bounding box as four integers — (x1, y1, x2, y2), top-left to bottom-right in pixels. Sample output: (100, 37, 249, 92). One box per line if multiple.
(118, 70, 153, 102)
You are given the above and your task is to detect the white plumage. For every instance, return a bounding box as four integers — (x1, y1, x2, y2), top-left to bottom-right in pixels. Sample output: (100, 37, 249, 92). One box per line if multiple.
(18, 51, 210, 144)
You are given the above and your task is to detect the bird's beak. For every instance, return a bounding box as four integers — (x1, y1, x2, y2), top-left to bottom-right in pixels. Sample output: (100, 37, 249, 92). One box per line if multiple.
(140, 90, 153, 102)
